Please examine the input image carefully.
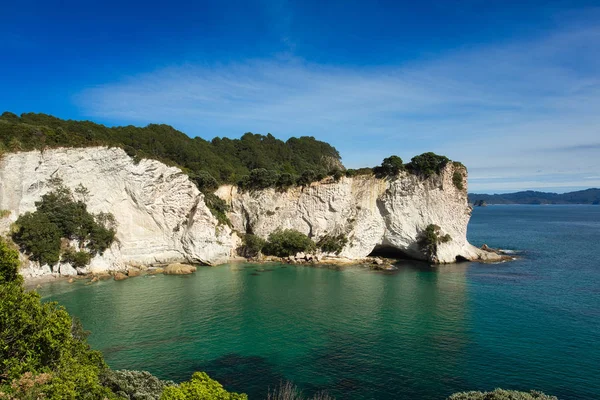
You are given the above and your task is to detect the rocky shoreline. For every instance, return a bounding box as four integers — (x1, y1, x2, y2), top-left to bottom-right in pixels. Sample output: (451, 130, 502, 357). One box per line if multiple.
(24, 245, 515, 288)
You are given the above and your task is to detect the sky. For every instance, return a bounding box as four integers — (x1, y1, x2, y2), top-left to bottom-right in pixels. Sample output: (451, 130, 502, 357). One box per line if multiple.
(1, 0, 599, 193)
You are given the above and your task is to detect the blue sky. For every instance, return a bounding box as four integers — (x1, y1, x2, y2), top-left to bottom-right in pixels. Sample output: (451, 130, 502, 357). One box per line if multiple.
(1, 0, 599, 193)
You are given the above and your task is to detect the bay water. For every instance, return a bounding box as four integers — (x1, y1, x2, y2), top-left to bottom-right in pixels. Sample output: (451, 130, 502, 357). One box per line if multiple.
(39, 205, 600, 399)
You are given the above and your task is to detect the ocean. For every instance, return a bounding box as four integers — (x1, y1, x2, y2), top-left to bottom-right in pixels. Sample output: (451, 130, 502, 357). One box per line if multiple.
(39, 205, 600, 399)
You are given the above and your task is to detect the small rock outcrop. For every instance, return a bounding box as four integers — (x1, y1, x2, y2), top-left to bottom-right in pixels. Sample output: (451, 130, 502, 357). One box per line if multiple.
(163, 263, 197, 275)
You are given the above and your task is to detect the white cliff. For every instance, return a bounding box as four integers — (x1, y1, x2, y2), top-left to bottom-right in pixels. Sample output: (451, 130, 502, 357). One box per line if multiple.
(0, 147, 235, 277)
(217, 163, 498, 264)
(0, 147, 499, 278)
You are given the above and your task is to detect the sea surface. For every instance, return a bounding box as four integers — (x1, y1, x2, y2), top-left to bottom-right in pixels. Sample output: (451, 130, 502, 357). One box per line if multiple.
(39, 205, 600, 399)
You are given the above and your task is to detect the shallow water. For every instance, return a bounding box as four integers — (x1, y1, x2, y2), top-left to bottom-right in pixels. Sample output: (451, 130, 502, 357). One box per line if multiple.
(39, 205, 600, 399)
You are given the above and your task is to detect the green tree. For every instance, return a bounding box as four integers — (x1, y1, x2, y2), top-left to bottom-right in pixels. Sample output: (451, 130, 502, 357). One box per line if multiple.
(263, 229, 316, 257)
(239, 234, 266, 258)
(407, 152, 450, 177)
(374, 155, 404, 177)
(12, 212, 62, 265)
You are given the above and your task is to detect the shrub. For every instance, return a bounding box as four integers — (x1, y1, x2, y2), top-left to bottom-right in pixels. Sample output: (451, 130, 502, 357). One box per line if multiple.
(277, 173, 296, 190)
(62, 248, 92, 268)
(447, 389, 557, 400)
(160, 372, 247, 400)
(317, 234, 348, 255)
(418, 224, 452, 262)
(101, 369, 174, 400)
(203, 192, 231, 226)
(191, 171, 219, 191)
(407, 152, 450, 177)
(374, 155, 404, 177)
(239, 234, 266, 258)
(452, 170, 464, 190)
(296, 170, 317, 187)
(239, 168, 280, 190)
(0, 238, 21, 284)
(0, 282, 114, 399)
(263, 229, 316, 257)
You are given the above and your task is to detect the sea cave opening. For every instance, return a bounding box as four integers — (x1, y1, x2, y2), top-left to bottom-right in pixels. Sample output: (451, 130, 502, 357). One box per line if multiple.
(368, 244, 415, 260)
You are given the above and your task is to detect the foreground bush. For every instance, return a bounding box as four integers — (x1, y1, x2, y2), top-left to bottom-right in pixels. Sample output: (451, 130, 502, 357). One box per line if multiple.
(160, 372, 247, 400)
(0, 281, 114, 399)
(101, 369, 174, 400)
(263, 229, 316, 257)
(447, 388, 557, 400)
(0, 238, 20, 284)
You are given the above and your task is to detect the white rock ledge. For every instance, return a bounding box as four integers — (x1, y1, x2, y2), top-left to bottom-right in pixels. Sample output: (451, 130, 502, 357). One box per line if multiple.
(0, 147, 501, 278)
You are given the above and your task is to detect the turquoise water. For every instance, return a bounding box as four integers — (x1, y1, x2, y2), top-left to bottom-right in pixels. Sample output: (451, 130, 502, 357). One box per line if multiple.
(39, 205, 600, 399)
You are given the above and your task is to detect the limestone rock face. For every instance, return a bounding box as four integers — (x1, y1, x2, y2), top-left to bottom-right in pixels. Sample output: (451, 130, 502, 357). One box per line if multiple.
(0, 147, 500, 279)
(217, 165, 500, 264)
(0, 147, 235, 277)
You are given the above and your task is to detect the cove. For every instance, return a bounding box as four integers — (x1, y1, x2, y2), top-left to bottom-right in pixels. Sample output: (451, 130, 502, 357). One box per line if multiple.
(39, 205, 600, 400)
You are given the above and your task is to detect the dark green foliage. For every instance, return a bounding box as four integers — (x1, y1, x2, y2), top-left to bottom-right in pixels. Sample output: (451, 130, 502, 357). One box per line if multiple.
(331, 169, 344, 182)
(203, 192, 231, 226)
(100, 369, 174, 400)
(407, 152, 450, 177)
(61, 248, 92, 268)
(418, 224, 452, 262)
(0, 282, 115, 399)
(317, 234, 348, 255)
(0, 113, 341, 189)
(11, 211, 62, 265)
(296, 170, 317, 186)
(239, 234, 266, 258)
(447, 389, 557, 400)
(0, 238, 21, 284)
(345, 167, 374, 177)
(263, 229, 316, 257)
(374, 155, 404, 177)
(12, 181, 116, 266)
(239, 168, 280, 190)
(453, 170, 465, 190)
(191, 171, 219, 191)
(277, 173, 297, 189)
(160, 371, 247, 400)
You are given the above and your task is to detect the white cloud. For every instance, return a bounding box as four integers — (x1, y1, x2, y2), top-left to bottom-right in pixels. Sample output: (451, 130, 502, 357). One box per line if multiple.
(75, 20, 600, 193)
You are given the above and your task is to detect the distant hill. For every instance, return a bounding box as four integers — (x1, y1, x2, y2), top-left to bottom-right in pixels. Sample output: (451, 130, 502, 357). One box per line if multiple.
(469, 189, 600, 205)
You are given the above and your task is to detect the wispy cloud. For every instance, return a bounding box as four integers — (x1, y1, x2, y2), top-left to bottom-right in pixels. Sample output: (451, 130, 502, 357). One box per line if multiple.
(75, 17, 600, 193)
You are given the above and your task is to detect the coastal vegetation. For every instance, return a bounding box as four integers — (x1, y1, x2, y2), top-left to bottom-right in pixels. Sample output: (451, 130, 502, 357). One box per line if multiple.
(0, 113, 464, 197)
(11, 178, 116, 267)
(418, 224, 452, 262)
(263, 229, 316, 257)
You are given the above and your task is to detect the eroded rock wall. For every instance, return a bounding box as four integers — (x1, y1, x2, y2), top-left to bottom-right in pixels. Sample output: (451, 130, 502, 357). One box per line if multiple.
(0, 147, 497, 278)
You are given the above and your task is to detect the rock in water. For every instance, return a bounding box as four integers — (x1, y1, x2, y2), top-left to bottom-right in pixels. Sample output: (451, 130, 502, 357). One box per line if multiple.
(164, 263, 197, 275)
(113, 272, 128, 281)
